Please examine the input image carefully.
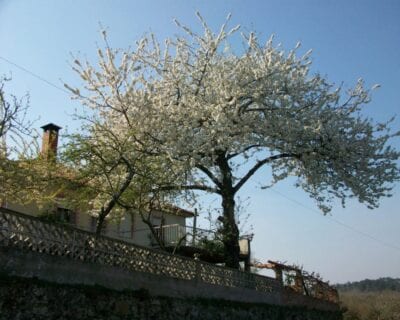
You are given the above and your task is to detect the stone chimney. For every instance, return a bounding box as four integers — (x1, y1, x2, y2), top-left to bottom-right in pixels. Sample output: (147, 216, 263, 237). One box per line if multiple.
(41, 123, 62, 160)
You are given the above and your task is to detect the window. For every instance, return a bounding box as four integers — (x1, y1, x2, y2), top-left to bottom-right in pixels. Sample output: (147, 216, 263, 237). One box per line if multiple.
(56, 207, 76, 225)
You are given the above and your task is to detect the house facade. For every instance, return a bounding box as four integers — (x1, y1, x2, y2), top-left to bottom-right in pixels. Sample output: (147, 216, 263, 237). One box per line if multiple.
(3, 200, 193, 248)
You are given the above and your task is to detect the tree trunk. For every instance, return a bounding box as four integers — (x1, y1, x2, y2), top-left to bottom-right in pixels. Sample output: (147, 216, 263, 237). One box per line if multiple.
(96, 208, 107, 236)
(140, 211, 166, 250)
(216, 153, 241, 269)
(221, 192, 240, 269)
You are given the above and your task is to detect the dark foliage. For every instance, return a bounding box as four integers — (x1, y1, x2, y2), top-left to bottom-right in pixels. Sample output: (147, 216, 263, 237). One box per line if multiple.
(336, 277, 400, 293)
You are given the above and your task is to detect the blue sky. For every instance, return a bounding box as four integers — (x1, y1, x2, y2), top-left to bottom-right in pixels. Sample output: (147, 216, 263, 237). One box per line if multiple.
(1, 0, 399, 283)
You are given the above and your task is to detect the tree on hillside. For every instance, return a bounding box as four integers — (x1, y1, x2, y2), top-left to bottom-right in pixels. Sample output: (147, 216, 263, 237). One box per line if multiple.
(337, 278, 400, 293)
(66, 13, 400, 269)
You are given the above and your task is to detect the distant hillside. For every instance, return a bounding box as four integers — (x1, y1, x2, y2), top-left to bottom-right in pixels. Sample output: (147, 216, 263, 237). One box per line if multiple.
(336, 277, 400, 292)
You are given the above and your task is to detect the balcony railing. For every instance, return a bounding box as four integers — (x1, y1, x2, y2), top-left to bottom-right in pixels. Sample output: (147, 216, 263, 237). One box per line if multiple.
(153, 224, 186, 246)
(152, 224, 215, 246)
(152, 224, 251, 256)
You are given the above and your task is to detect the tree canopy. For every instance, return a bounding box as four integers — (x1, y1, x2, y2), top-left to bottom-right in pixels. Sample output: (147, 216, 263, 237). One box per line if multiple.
(66, 13, 400, 268)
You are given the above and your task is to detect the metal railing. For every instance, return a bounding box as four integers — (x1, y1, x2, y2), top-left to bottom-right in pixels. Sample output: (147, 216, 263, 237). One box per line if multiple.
(151, 224, 217, 247)
(152, 224, 251, 256)
(153, 224, 186, 246)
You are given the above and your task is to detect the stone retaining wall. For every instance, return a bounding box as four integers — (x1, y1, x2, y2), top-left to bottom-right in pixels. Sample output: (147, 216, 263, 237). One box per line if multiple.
(0, 208, 341, 319)
(0, 274, 343, 320)
(0, 247, 338, 311)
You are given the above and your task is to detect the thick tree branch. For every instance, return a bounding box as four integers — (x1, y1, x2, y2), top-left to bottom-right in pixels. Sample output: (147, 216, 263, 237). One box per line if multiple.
(157, 184, 220, 194)
(195, 164, 222, 188)
(226, 144, 262, 160)
(233, 153, 299, 193)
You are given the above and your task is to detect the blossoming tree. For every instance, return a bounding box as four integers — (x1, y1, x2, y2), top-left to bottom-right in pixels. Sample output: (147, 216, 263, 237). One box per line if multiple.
(66, 13, 399, 268)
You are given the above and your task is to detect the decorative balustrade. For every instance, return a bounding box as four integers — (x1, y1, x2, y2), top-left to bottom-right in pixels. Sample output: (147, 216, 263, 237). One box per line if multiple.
(0, 207, 339, 304)
(0, 208, 279, 293)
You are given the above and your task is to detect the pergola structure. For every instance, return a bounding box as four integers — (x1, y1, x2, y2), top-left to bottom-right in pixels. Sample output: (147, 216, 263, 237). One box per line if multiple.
(253, 260, 339, 303)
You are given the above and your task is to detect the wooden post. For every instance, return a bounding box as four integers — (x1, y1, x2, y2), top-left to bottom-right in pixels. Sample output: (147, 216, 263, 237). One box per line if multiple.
(275, 267, 283, 284)
(294, 270, 303, 293)
(192, 208, 198, 246)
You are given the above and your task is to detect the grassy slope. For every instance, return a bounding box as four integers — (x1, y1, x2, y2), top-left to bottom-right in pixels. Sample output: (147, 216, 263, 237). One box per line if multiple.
(337, 278, 400, 320)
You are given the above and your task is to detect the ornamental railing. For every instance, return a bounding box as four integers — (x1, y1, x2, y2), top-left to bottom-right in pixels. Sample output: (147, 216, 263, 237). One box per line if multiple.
(151, 224, 219, 247)
(152, 224, 251, 256)
(0, 207, 280, 294)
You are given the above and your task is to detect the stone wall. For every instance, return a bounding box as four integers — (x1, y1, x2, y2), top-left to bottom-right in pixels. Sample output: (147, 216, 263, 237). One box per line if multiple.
(0, 274, 343, 320)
